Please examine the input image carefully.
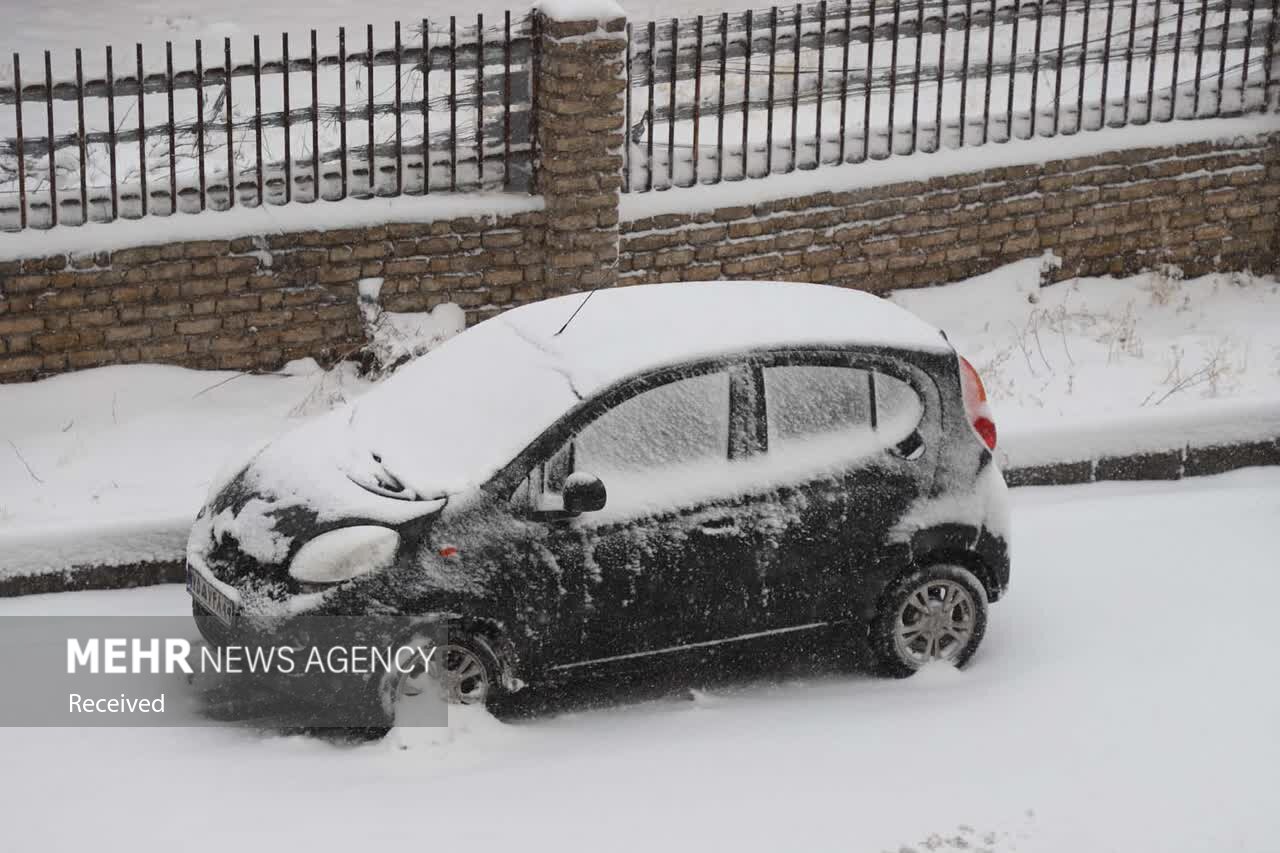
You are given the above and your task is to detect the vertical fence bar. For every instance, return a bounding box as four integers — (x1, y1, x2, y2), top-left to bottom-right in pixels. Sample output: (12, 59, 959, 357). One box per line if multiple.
(339, 27, 348, 199)
(937, 0, 949, 150)
(528, 12, 539, 194)
(450, 17, 457, 192)
(838, 0, 852, 163)
(253, 35, 263, 204)
(1240, 0, 1255, 110)
(1192, 0, 1207, 116)
(693, 15, 704, 185)
(476, 14, 484, 189)
(742, 11, 753, 178)
(864, 0, 876, 160)
(1053, 0, 1066, 133)
(767, 7, 778, 174)
(427, 18, 437, 194)
(106, 48, 118, 219)
(961, 0, 973, 146)
(135, 45, 145, 217)
(311, 31, 320, 200)
(12, 55, 26, 229)
(196, 41, 206, 210)
(1215, 0, 1232, 114)
(1122, 0, 1138, 123)
(910, 0, 923, 154)
(282, 34, 292, 203)
(504, 12, 513, 190)
(224, 38, 234, 208)
(983, 0, 996, 142)
(166, 42, 176, 210)
(1145, 0, 1161, 121)
(1101, 0, 1115, 125)
(815, 1, 826, 166)
(367, 24, 375, 193)
(668, 17, 678, 186)
(624, 24, 632, 192)
(45, 51, 57, 226)
(75, 49, 88, 219)
(1266, 0, 1279, 111)
(889, 0, 901, 152)
(1030, 0, 1044, 135)
(717, 12, 728, 180)
(790, 4, 801, 170)
(393, 23, 402, 194)
(1169, 0, 1185, 120)
(1077, 0, 1092, 129)
(647, 20, 656, 189)
(1007, 1, 1020, 139)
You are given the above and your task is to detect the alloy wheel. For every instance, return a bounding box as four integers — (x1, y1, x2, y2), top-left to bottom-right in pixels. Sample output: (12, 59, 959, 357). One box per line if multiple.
(892, 578, 978, 667)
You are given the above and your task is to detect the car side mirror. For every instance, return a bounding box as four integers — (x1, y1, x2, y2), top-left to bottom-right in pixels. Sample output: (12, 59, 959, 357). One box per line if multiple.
(563, 472, 607, 514)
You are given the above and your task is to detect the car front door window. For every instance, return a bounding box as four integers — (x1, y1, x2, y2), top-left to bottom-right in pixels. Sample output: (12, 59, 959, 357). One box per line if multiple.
(540, 370, 732, 519)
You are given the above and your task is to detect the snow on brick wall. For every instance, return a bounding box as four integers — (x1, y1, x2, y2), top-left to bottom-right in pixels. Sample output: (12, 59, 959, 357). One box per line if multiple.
(617, 132, 1280, 293)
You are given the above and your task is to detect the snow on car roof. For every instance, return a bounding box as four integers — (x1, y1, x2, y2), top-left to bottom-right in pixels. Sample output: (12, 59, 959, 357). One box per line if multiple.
(262, 282, 951, 503)
(504, 281, 951, 392)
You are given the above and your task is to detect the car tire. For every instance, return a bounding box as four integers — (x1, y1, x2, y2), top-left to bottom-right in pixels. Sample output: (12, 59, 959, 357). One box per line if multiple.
(367, 629, 504, 731)
(870, 564, 989, 678)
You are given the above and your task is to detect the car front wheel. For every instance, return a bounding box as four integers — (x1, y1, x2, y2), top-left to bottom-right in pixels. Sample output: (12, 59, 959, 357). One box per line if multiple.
(871, 564, 989, 677)
(363, 631, 503, 731)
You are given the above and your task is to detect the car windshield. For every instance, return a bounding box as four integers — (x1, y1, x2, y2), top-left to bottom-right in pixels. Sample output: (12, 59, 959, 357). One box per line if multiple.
(343, 315, 582, 496)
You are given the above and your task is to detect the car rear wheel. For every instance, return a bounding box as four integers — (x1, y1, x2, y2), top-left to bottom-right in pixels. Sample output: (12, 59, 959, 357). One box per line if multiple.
(870, 564, 988, 678)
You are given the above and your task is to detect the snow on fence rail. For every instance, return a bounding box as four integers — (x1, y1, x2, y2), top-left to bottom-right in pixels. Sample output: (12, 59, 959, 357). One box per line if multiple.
(0, 14, 535, 232)
(624, 0, 1280, 191)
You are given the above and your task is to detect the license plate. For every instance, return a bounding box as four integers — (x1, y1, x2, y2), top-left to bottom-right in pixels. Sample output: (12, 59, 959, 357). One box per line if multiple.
(188, 564, 238, 628)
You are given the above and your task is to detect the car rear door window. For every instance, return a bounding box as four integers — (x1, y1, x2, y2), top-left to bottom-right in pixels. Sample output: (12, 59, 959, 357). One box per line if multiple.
(763, 364, 922, 461)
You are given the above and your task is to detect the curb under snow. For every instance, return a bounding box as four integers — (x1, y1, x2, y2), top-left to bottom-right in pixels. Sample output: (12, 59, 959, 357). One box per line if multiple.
(1, 433, 1276, 598)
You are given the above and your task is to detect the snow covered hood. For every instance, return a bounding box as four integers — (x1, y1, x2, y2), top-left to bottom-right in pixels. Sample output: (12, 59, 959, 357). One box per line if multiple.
(246, 282, 951, 503)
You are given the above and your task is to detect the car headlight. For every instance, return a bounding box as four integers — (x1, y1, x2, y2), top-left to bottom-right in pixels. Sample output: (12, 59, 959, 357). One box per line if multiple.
(288, 526, 401, 584)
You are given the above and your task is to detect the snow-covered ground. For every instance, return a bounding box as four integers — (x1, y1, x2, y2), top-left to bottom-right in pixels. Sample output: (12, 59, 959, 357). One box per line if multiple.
(2, 260, 1277, 578)
(2, 468, 1277, 852)
(891, 257, 1280, 466)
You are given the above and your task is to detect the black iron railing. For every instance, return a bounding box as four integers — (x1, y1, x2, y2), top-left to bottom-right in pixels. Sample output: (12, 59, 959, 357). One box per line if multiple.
(0, 14, 535, 231)
(624, 0, 1280, 192)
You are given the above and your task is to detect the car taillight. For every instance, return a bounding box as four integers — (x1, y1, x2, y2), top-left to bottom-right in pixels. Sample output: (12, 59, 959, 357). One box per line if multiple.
(958, 356, 997, 451)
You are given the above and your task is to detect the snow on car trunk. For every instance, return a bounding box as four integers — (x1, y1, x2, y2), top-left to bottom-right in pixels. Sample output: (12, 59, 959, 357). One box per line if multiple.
(1, 468, 1276, 852)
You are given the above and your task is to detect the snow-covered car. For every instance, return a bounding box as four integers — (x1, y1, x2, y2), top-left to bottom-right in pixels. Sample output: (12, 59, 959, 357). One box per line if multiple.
(186, 281, 1009, 726)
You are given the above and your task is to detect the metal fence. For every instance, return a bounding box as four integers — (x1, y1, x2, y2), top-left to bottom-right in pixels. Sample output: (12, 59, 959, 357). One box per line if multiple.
(624, 0, 1280, 191)
(4, 2, 1278, 231)
(0, 14, 535, 231)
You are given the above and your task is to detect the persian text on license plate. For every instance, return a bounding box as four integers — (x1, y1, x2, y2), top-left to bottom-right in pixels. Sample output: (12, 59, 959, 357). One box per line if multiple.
(188, 565, 237, 627)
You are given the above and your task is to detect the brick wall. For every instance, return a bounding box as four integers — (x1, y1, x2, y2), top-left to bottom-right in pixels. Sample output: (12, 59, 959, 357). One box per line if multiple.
(1, 7, 1277, 385)
(618, 134, 1280, 291)
(0, 211, 544, 380)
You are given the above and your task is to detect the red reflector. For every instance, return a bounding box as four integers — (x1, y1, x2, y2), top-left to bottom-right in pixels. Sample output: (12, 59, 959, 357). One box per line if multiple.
(438, 546, 459, 559)
(973, 416, 998, 451)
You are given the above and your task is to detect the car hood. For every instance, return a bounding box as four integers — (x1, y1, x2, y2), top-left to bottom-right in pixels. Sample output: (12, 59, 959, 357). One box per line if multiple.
(187, 412, 449, 581)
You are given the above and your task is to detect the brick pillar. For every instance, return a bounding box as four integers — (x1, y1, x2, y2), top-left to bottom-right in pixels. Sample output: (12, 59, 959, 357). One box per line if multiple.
(533, 9, 627, 295)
